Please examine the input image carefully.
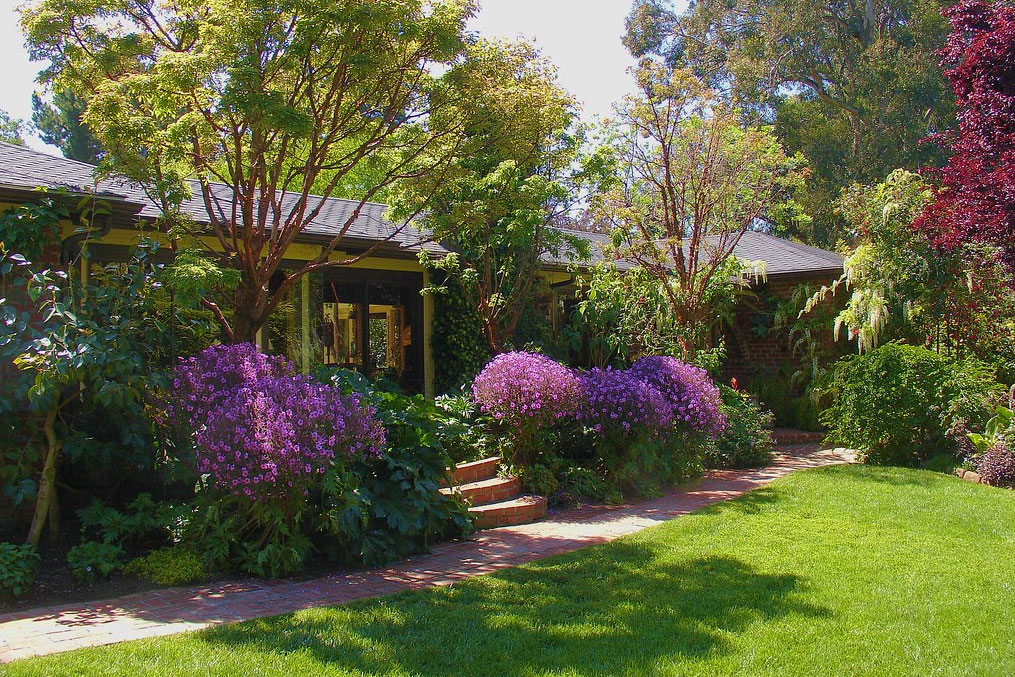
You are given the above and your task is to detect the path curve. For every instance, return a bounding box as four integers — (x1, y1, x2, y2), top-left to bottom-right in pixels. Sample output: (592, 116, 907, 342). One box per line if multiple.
(0, 445, 854, 663)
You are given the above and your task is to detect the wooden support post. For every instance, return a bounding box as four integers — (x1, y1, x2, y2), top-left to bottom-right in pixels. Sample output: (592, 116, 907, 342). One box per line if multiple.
(301, 275, 311, 374)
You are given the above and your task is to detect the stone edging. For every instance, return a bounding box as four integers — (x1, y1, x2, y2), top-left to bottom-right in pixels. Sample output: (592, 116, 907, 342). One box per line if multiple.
(953, 468, 983, 484)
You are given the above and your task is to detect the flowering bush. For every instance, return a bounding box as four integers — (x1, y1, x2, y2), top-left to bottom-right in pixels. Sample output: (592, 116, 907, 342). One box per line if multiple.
(472, 352, 582, 431)
(578, 367, 673, 437)
(629, 356, 727, 436)
(977, 443, 1015, 488)
(194, 374, 385, 500)
(162, 343, 293, 433)
(165, 345, 384, 501)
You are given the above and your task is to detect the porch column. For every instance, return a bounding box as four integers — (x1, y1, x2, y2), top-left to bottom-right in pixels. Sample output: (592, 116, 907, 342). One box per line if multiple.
(423, 269, 435, 399)
(301, 274, 311, 374)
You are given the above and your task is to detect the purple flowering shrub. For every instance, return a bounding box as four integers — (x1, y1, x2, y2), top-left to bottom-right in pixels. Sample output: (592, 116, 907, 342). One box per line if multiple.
(977, 442, 1015, 487)
(162, 343, 293, 433)
(578, 368, 673, 437)
(160, 345, 388, 577)
(629, 356, 727, 436)
(472, 352, 582, 430)
(194, 375, 384, 500)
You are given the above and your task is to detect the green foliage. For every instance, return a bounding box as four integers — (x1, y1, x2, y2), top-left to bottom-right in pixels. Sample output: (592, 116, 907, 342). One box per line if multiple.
(77, 494, 170, 546)
(124, 546, 207, 587)
(0, 543, 39, 598)
(398, 38, 605, 352)
(0, 108, 26, 146)
(0, 197, 63, 262)
(819, 343, 1002, 465)
(705, 387, 775, 469)
(968, 405, 1015, 456)
(315, 385, 473, 567)
(67, 541, 123, 582)
(624, 0, 953, 245)
(433, 393, 502, 464)
(431, 276, 490, 394)
(599, 62, 804, 358)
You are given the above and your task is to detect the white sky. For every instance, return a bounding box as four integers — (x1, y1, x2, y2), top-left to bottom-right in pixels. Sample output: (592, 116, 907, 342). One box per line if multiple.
(0, 0, 642, 154)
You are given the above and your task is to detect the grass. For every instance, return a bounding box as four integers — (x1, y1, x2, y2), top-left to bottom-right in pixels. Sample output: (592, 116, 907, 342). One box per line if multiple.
(6, 465, 1015, 676)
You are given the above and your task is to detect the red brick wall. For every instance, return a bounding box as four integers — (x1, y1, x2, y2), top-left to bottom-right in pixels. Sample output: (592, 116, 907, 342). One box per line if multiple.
(721, 272, 845, 385)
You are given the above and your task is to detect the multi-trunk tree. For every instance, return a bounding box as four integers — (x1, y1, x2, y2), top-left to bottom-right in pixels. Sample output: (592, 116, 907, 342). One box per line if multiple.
(22, 0, 477, 343)
(598, 63, 806, 358)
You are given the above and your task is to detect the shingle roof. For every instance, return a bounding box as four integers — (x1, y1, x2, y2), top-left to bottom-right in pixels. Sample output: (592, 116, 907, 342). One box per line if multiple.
(1, 142, 843, 275)
(549, 229, 843, 278)
(0, 142, 444, 256)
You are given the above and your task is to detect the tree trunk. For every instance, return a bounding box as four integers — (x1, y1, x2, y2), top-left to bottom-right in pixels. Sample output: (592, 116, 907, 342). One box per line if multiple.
(27, 406, 61, 547)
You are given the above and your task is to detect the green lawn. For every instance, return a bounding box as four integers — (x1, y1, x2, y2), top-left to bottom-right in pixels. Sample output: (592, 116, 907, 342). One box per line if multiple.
(7, 465, 1015, 676)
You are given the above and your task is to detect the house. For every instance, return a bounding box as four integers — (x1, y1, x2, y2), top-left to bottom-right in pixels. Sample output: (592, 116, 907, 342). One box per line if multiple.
(0, 142, 844, 393)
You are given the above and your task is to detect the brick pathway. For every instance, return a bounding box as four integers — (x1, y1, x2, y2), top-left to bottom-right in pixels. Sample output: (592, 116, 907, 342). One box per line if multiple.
(0, 445, 854, 663)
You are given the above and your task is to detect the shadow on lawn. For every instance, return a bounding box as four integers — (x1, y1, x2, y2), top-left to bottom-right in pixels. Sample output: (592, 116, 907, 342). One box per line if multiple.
(198, 541, 830, 675)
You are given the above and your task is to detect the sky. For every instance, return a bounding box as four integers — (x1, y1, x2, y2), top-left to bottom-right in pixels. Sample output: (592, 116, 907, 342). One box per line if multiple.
(0, 0, 641, 155)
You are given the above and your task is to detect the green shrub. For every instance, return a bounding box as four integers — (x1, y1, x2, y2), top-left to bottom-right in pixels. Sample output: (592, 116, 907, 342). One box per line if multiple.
(0, 542, 39, 597)
(819, 343, 1001, 466)
(67, 541, 124, 582)
(705, 387, 775, 469)
(517, 464, 560, 496)
(125, 546, 206, 586)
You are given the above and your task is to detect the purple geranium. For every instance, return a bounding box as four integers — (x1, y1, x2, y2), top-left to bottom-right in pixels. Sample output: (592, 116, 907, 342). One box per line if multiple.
(162, 344, 385, 500)
(628, 356, 727, 437)
(578, 367, 673, 438)
(472, 351, 583, 432)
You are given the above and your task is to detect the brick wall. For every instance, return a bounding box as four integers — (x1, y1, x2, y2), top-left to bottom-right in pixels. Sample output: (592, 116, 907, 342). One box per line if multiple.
(721, 272, 845, 385)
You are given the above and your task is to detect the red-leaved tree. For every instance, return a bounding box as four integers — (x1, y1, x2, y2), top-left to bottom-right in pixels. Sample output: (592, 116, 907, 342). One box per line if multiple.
(916, 1, 1015, 271)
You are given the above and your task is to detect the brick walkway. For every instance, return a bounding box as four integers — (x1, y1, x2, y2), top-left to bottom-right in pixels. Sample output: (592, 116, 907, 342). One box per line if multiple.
(0, 445, 854, 663)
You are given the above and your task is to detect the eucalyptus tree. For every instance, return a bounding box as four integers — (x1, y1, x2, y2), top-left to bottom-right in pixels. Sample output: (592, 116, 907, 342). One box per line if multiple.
(22, 0, 477, 342)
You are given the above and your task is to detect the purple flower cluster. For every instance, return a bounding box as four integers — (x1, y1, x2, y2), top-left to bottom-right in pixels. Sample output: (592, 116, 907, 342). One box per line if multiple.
(629, 356, 727, 435)
(578, 367, 673, 437)
(163, 344, 385, 500)
(472, 352, 582, 432)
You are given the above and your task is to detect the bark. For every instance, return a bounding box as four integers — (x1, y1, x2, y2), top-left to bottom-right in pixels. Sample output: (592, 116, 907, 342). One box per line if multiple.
(27, 406, 61, 547)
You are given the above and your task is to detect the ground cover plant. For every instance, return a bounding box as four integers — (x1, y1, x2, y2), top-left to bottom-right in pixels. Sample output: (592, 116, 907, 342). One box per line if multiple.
(6, 465, 1015, 675)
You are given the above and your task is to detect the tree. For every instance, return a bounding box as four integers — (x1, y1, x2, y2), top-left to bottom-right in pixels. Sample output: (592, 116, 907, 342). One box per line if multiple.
(22, 0, 476, 343)
(624, 0, 954, 245)
(395, 39, 607, 352)
(31, 89, 102, 163)
(0, 109, 26, 146)
(598, 63, 806, 358)
(915, 1, 1015, 276)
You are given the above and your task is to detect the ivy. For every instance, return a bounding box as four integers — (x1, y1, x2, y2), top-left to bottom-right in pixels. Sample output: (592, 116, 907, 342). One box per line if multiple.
(432, 276, 490, 395)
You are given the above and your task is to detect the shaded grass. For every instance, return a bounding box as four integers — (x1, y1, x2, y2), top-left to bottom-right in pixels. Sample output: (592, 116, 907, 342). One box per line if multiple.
(6, 465, 1015, 676)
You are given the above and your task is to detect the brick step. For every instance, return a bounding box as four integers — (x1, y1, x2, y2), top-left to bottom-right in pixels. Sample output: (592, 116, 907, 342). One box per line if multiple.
(470, 495, 548, 529)
(771, 428, 825, 446)
(440, 475, 521, 506)
(443, 456, 500, 487)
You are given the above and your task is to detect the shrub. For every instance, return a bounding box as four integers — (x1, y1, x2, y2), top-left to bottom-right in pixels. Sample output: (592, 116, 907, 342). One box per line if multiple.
(193, 373, 385, 500)
(977, 443, 1015, 488)
(67, 541, 123, 582)
(0, 543, 39, 597)
(125, 546, 207, 586)
(163, 347, 386, 578)
(819, 344, 1001, 465)
(578, 367, 673, 438)
(628, 356, 727, 435)
(472, 352, 583, 431)
(705, 387, 775, 469)
(472, 352, 583, 464)
(77, 493, 169, 545)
